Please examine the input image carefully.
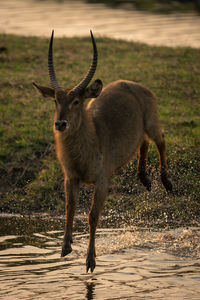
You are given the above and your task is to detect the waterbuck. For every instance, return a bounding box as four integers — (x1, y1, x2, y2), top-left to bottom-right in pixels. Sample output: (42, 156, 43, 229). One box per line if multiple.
(33, 31, 172, 272)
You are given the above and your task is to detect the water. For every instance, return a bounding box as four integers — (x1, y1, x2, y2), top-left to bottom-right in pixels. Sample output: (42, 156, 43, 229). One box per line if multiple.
(0, 1, 200, 298)
(0, 0, 200, 48)
(0, 215, 200, 299)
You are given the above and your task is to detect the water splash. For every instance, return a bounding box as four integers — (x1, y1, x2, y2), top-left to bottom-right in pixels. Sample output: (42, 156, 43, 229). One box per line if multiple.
(0, 215, 199, 299)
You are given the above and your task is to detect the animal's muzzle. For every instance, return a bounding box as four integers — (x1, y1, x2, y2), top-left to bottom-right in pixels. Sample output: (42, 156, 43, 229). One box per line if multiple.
(55, 120, 68, 131)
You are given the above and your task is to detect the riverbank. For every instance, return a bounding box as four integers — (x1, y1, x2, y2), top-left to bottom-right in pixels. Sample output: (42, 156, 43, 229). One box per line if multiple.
(0, 34, 199, 226)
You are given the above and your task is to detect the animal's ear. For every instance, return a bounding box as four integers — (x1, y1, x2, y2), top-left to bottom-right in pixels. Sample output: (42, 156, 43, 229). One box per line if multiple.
(32, 82, 55, 98)
(82, 79, 103, 99)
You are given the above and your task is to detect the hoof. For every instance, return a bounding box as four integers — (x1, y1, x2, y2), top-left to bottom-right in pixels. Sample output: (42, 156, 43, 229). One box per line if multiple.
(161, 172, 173, 193)
(145, 180, 151, 192)
(61, 245, 72, 257)
(138, 172, 151, 191)
(86, 257, 96, 273)
(163, 179, 173, 193)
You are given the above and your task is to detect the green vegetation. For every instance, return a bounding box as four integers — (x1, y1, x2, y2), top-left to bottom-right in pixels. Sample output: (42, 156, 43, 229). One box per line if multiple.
(0, 34, 199, 226)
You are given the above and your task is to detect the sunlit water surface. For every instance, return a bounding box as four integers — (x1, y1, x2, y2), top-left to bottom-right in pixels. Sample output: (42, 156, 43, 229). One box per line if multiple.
(0, 0, 200, 47)
(0, 215, 199, 300)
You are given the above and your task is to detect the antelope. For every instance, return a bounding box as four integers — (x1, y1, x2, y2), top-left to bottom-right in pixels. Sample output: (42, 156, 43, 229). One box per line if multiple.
(33, 30, 172, 272)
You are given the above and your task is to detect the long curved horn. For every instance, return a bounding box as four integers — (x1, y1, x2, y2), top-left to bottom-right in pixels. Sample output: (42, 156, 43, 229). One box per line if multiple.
(48, 30, 62, 92)
(71, 30, 98, 94)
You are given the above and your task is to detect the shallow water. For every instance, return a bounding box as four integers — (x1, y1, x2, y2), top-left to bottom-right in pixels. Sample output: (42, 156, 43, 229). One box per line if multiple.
(0, 215, 200, 299)
(0, 0, 200, 47)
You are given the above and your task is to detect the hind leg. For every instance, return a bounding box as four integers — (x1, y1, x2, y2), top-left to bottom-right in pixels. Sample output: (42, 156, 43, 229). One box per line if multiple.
(155, 131, 172, 192)
(137, 139, 151, 191)
(147, 123, 172, 192)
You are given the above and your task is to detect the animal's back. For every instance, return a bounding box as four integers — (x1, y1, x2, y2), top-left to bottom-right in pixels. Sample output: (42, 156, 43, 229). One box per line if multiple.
(87, 80, 156, 172)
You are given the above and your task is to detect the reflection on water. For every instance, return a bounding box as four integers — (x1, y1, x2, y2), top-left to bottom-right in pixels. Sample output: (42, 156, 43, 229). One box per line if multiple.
(0, 0, 200, 47)
(0, 215, 200, 299)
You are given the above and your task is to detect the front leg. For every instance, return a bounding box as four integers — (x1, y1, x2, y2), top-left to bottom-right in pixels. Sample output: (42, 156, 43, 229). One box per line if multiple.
(87, 178, 108, 272)
(61, 177, 80, 257)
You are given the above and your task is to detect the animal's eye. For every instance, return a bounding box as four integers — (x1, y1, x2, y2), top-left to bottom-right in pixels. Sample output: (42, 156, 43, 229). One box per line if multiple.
(73, 99, 79, 106)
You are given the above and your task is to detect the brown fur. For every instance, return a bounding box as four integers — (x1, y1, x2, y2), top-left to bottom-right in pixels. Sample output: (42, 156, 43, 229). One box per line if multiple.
(33, 78, 172, 272)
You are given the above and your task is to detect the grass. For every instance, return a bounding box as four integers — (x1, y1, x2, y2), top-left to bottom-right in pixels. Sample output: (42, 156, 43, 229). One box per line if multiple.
(0, 34, 199, 227)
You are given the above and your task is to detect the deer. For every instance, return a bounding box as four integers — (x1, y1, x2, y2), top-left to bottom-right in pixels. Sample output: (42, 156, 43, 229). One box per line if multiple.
(33, 30, 172, 273)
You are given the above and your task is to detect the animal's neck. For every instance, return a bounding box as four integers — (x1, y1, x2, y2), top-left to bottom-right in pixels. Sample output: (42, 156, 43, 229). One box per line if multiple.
(68, 110, 96, 149)
(55, 110, 98, 172)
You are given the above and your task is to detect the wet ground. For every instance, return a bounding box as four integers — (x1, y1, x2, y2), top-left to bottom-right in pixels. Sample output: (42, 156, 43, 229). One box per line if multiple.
(0, 0, 200, 48)
(0, 215, 200, 299)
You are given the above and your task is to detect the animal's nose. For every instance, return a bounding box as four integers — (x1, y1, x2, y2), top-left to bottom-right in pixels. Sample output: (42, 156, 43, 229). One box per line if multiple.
(55, 120, 68, 131)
